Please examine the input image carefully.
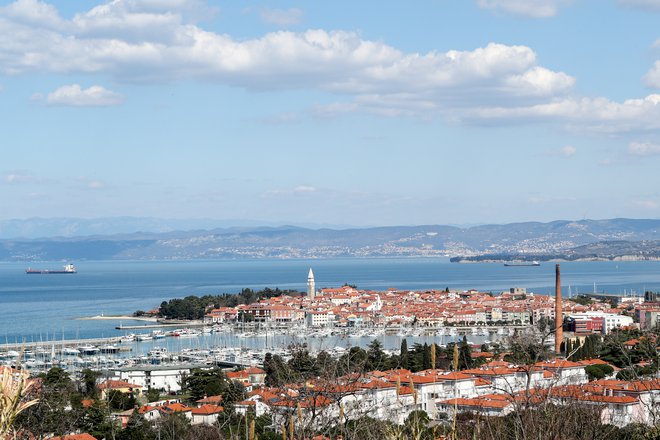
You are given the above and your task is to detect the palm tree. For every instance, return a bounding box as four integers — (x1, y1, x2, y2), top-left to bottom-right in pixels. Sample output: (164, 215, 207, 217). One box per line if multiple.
(0, 366, 39, 438)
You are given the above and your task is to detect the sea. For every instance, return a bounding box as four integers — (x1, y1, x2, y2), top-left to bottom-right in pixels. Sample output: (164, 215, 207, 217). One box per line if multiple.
(1, 258, 659, 345)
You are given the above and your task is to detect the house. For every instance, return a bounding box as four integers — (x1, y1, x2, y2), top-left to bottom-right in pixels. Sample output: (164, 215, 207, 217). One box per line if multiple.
(50, 435, 98, 440)
(191, 404, 224, 424)
(226, 367, 267, 387)
(112, 364, 203, 393)
(97, 380, 143, 399)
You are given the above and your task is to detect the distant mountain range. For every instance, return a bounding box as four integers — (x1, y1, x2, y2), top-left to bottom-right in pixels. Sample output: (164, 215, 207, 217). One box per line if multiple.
(0, 217, 355, 239)
(2, 217, 660, 261)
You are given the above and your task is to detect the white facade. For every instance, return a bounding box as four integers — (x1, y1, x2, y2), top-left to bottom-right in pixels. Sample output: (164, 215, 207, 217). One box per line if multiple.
(112, 366, 201, 393)
(306, 311, 334, 327)
(307, 268, 316, 300)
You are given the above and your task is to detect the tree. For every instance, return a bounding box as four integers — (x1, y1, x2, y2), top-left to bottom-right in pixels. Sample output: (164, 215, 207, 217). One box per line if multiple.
(108, 389, 137, 411)
(584, 364, 614, 381)
(156, 413, 190, 440)
(400, 339, 409, 370)
(116, 412, 155, 440)
(458, 336, 473, 370)
(367, 339, 386, 371)
(16, 367, 79, 437)
(80, 369, 102, 398)
(145, 388, 160, 403)
(183, 423, 223, 440)
(183, 368, 226, 402)
(264, 353, 291, 387)
(0, 366, 39, 438)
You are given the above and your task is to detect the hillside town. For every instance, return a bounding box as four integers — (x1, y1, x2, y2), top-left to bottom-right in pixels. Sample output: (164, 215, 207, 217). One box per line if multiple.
(202, 269, 638, 335)
(6, 268, 660, 439)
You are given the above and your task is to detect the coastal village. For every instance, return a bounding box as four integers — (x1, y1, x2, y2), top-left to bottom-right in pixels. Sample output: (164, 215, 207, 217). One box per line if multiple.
(204, 269, 637, 334)
(6, 267, 660, 439)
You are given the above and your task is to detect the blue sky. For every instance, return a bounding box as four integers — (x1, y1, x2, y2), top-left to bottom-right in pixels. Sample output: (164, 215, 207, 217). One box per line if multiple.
(1, 0, 660, 227)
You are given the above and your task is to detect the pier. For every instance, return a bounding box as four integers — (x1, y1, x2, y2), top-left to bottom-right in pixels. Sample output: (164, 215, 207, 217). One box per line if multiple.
(115, 322, 205, 330)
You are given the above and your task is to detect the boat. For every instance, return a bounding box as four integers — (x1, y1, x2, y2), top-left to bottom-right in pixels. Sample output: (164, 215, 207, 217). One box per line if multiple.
(503, 261, 540, 267)
(26, 264, 77, 274)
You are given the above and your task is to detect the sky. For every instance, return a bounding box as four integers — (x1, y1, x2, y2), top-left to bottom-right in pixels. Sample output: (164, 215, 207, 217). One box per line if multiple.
(1, 0, 660, 227)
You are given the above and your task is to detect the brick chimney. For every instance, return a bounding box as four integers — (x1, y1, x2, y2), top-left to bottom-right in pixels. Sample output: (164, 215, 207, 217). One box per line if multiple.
(555, 263, 563, 355)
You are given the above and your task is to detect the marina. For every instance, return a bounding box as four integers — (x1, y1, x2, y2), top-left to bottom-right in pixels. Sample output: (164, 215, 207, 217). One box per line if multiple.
(0, 322, 520, 374)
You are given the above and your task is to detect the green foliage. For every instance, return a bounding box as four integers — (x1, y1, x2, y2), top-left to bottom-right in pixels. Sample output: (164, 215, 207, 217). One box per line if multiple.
(16, 367, 81, 437)
(158, 287, 301, 320)
(400, 339, 409, 370)
(182, 368, 226, 401)
(80, 368, 102, 398)
(116, 412, 156, 440)
(264, 352, 291, 387)
(571, 334, 603, 361)
(108, 389, 137, 411)
(366, 339, 387, 371)
(82, 401, 118, 440)
(145, 388, 160, 403)
(584, 364, 614, 381)
(571, 295, 594, 306)
(182, 368, 245, 405)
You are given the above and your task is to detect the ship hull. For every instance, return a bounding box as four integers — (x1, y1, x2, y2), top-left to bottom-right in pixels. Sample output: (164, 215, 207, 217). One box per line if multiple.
(25, 270, 76, 274)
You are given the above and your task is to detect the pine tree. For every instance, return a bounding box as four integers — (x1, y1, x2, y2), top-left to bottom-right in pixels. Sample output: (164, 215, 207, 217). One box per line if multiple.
(400, 339, 409, 370)
(459, 336, 473, 370)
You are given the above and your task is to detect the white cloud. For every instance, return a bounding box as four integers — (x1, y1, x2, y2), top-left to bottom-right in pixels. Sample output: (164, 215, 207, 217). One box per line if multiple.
(3, 171, 52, 184)
(477, 0, 573, 18)
(628, 141, 660, 156)
(645, 60, 660, 88)
(44, 84, 123, 107)
(466, 94, 660, 133)
(4, 172, 34, 184)
(618, 0, 660, 11)
(559, 145, 576, 157)
(293, 185, 317, 194)
(87, 180, 106, 189)
(3, 0, 657, 135)
(0, 0, 65, 29)
(0, 1, 573, 109)
(255, 8, 303, 26)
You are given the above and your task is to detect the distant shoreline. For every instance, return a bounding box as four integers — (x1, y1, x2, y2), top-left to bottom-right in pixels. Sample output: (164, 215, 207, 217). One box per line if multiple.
(75, 315, 158, 322)
(451, 256, 660, 263)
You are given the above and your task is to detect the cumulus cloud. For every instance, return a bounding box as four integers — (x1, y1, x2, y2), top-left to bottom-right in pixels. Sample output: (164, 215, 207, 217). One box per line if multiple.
(254, 8, 303, 26)
(477, 0, 573, 18)
(466, 94, 660, 133)
(618, 0, 660, 11)
(1, 0, 655, 134)
(0, 0, 573, 111)
(628, 141, 660, 156)
(43, 84, 123, 107)
(645, 60, 660, 88)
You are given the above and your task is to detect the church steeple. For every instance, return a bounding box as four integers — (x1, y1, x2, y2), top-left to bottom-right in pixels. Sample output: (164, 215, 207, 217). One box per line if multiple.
(307, 268, 316, 300)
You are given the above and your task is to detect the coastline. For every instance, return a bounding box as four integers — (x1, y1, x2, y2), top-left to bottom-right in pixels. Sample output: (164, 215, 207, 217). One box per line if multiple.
(76, 315, 159, 322)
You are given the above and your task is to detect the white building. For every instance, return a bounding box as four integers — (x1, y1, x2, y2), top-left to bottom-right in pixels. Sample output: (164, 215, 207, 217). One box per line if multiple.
(307, 268, 316, 300)
(111, 365, 207, 393)
(306, 310, 334, 327)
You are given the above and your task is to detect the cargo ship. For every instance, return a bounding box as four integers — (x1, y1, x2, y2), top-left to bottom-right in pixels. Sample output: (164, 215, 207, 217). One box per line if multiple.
(503, 261, 540, 267)
(25, 264, 77, 274)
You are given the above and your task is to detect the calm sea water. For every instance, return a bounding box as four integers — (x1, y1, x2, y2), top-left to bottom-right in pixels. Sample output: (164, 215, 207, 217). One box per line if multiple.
(1, 258, 659, 343)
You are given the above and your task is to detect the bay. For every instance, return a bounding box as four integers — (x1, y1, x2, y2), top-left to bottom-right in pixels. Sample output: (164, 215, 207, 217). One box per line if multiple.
(1, 258, 659, 343)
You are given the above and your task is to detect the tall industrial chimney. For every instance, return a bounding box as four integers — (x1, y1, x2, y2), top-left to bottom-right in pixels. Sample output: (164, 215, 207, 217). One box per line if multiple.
(555, 263, 563, 355)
